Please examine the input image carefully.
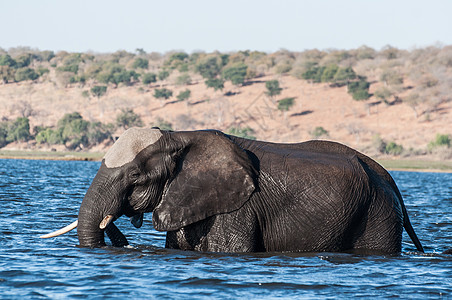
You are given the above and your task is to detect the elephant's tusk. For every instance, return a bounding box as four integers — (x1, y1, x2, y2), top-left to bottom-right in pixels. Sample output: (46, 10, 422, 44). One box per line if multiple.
(40, 220, 78, 238)
(99, 215, 114, 229)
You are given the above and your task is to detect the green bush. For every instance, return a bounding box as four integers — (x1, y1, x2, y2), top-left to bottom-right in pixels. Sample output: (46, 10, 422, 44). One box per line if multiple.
(6, 117, 31, 142)
(428, 134, 451, 151)
(158, 69, 170, 81)
(14, 67, 39, 82)
(154, 88, 173, 100)
(205, 78, 224, 91)
(265, 80, 282, 98)
(195, 56, 222, 79)
(176, 89, 191, 102)
(15, 55, 32, 68)
(132, 57, 149, 69)
(347, 78, 370, 100)
(227, 127, 256, 140)
(278, 97, 295, 112)
(58, 112, 90, 149)
(91, 85, 107, 98)
(385, 142, 404, 155)
(333, 67, 356, 86)
(35, 128, 63, 145)
(0, 54, 17, 67)
(320, 64, 339, 82)
(142, 73, 157, 85)
(222, 63, 248, 85)
(311, 126, 329, 139)
(0, 122, 9, 147)
(116, 109, 143, 129)
(175, 73, 192, 86)
(302, 66, 325, 83)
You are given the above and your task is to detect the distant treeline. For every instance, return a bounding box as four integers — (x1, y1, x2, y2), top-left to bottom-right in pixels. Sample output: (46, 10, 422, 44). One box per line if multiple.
(1, 45, 451, 111)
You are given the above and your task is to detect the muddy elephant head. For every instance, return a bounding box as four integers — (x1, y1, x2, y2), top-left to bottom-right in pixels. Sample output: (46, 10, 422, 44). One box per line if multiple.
(42, 128, 256, 247)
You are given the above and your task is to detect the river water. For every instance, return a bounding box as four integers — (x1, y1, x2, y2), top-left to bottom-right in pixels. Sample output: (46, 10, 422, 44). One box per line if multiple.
(0, 159, 451, 299)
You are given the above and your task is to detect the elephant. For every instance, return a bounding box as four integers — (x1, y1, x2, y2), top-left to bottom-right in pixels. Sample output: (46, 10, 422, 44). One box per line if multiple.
(41, 128, 424, 254)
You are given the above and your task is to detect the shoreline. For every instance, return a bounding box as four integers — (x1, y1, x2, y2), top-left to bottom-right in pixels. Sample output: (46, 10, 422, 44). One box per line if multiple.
(1, 149, 451, 173)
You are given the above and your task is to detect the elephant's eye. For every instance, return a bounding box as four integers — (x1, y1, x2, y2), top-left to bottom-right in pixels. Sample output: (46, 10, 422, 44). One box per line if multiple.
(129, 171, 141, 182)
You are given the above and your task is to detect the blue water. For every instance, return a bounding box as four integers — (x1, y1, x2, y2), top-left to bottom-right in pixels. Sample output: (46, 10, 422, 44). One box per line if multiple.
(0, 159, 451, 299)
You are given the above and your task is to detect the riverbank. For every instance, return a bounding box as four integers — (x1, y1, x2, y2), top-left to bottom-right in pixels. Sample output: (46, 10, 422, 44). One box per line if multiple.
(1, 149, 451, 173)
(0, 149, 104, 161)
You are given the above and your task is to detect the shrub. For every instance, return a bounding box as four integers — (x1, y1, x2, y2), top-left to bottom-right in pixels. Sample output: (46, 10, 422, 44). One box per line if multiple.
(205, 78, 224, 91)
(320, 64, 339, 82)
(6, 117, 30, 142)
(195, 56, 222, 79)
(222, 63, 248, 85)
(175, 73, 192, 86)
(176, 89, 191, 102)
(227, 127, 256, 140)
(116, 109, 143, 129)
(154, 88, 173, 100)
(302, 66, 325, 83)
(142, 73, 157, 85)
(385, 142, 404, 155)
(59, 112, 90, 149)
(35, 128, 64, 145)
(132, 57, 149, 69)
(333, 67, 356, 86)
(265, 80, 282, 98)
(277, 97, 295, 112)
(428, 134, 451, 151)
(347, 78, 371, 100)
(14, 67, 39, 82)
(311, 126, 329, 139)
(91, 85, 107, 98)
(0, 54, 17, 67)
(158, 70, 170, 81)
(0, 122, 9, 147)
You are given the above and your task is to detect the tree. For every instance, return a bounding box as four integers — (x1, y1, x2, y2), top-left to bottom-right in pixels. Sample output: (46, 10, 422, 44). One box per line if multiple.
(176, 89, 191, 102)
(320, 64, 339, 83)
(158, 69, 170, 81)
(0, 54, 16, 67)
(302, 65, 325, 83)
(91, 85, 107, 98)
(154, 88, 173, 100)
(0, 66, 15, 83)
(195, 56, 222, 79)
(14, 67, 39, 82)
(333, 67, 356, 86)
(132, 57, 149, 69)
(142, 73, 157, 85)
(277, 97, 295, 112)
(347, 78, 371, 100)
(58, 112, 90, 149)
(205, 78, 224, 91)
(116, 109, 143, 129)
(6, 117, 31, 142)
(265, 80, 282, 98)
(222, 63, 248, 85)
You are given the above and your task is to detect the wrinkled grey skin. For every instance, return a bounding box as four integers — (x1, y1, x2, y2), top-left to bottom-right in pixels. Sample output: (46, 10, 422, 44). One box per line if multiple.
(77, 128, 424, 254)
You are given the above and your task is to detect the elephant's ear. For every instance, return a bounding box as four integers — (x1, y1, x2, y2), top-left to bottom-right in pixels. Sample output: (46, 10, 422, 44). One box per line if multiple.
(153, 131, 257, 231)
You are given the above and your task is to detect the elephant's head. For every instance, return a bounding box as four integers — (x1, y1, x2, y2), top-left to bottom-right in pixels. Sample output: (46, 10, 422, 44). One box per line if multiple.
(41, 128, 257, 247)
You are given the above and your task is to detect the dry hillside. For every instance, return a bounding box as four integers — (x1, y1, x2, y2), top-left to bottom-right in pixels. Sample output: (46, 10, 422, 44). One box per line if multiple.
(0, 46, 451, 160)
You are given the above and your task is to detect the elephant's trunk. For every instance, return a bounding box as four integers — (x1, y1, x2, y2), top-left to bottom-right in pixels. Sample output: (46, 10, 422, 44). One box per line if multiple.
(77, 165, 125, 247)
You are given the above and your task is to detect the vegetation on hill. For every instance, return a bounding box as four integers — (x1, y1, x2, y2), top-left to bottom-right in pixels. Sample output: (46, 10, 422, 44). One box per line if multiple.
(0, 45, 451, 158)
